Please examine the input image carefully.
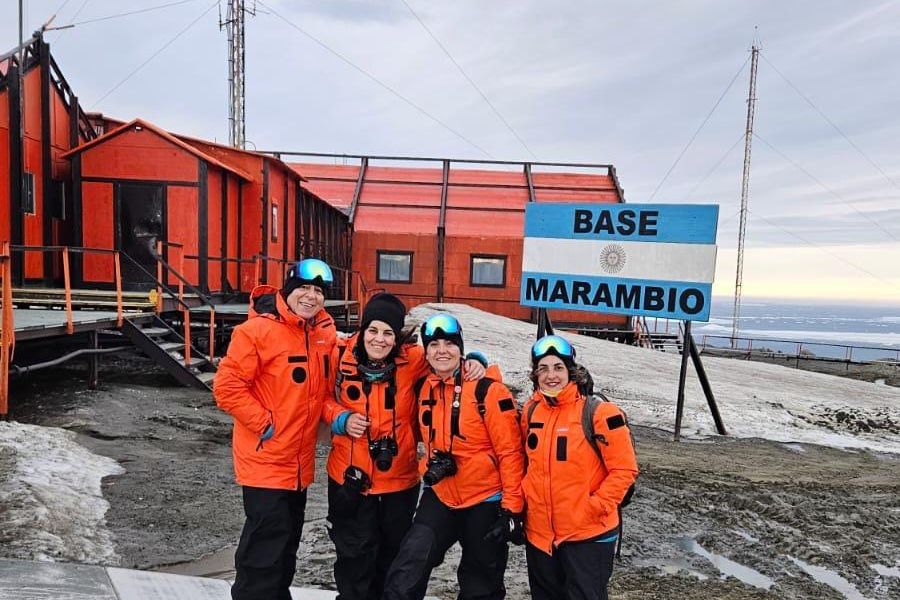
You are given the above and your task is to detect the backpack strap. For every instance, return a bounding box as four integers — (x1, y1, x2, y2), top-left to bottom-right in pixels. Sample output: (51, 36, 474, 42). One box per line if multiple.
(580, 394, 607, 464)
(526, 399, 539, 424)
(413, 376, 427, 401)
(474, 377, 496, 420)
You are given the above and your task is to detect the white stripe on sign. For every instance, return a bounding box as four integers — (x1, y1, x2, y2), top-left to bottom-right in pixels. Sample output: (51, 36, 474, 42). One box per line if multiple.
(522, 238, 717, 283)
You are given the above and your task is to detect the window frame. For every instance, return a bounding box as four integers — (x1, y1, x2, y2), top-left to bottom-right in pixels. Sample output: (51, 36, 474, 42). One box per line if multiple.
(376, 250, 414, 284)
(271, 203, 279, 242)
(469, 253, 507, 288)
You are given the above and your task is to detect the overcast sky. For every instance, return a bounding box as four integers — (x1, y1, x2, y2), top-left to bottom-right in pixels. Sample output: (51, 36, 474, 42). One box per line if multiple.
(4, 0, 899, 305)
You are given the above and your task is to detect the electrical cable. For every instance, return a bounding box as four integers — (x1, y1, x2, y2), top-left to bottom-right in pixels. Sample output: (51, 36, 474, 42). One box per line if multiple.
(67, 0, 200, 27)
(90, 0, 218, 108)
(256, 0, 494, 158)
(46, 0, 89, 43)
(685, 133, 746, 201)
(399, 0, 537, 160)
(649, 54, 751, 201)
(754, 132, 898, 242)
(761, 52, 900, 196)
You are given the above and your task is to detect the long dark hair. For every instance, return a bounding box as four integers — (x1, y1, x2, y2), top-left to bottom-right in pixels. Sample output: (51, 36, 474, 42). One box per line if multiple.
(355, 323, 416, 365)
(530, 360, 594, 397)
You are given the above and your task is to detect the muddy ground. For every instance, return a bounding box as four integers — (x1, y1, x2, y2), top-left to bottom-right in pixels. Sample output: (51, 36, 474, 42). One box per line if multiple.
(5, 352, 900, 599)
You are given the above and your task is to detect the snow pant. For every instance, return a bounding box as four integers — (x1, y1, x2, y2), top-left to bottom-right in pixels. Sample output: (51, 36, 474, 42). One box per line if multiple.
(525, 536, 616, 600)
(231, 486, 308, 600)
(326, 478, 420, 600)
(382, 487, 508, 600)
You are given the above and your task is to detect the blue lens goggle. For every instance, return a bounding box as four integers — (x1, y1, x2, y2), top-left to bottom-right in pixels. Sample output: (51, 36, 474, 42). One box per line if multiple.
(292, 258, 334, 285)
(531, 335, 575, 361)
(422, 313, 461, 337)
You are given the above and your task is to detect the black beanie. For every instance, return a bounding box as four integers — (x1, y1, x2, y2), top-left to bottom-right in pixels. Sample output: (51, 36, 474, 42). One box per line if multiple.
(360, 293, 407, 336)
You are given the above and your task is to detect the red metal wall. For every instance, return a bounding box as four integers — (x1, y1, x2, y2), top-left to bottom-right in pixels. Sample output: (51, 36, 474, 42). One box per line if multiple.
(81, 127, 198, 183)
(81, 181, 114, 283)
(207, 168, 222, 291)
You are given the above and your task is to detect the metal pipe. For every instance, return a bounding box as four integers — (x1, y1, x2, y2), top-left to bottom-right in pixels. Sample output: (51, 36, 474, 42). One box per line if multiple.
(11, 346, 131, 376)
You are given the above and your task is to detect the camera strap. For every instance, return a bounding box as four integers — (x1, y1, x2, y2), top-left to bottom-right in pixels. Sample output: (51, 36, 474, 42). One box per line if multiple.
(427, 371, 464, 454)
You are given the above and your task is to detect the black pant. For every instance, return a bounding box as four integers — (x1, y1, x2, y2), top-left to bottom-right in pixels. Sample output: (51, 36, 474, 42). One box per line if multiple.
(382, 487, 508, 600)
(231, 486, 308, 600)
(525, 537, 615, 600)
(327, 479, 420, 600)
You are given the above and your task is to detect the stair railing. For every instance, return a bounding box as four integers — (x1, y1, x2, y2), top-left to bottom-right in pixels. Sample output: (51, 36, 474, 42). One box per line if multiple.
(155, 241, 222, 366)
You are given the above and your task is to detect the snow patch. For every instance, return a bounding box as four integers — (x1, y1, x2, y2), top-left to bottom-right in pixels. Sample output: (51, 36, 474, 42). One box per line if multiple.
(0, 421, 124, 564)
(409, 303, 900, 453)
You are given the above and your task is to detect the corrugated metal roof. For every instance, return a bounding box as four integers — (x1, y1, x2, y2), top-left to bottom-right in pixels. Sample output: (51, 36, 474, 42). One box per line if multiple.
(289, 161, 623, 233)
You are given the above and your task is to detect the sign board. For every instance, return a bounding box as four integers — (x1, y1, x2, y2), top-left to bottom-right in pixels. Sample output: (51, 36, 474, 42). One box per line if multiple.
(520, 203, 719, 321)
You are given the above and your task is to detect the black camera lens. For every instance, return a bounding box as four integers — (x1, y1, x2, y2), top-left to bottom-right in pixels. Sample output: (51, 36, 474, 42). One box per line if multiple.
(369, 437, 399, 472)
(423, 450, 457, 485)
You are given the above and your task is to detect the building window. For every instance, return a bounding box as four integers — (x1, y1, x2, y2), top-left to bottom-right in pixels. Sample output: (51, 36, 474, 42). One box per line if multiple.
(271, 203, 279, 242)
(23, 172, 35, 215)
(377, 251, 413, 283)
(470, 254, 506, 287)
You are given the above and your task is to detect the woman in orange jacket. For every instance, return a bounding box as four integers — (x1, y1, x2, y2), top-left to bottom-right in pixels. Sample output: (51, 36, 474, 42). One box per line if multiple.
(321, 295, 486, 600)
(214, 258, 337, 600)
(383, 313, 526, 600)
(520, 335, 638, 600)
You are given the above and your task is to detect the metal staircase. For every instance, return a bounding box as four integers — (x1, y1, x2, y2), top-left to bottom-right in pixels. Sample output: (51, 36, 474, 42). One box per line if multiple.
(121, 317, 216, 389)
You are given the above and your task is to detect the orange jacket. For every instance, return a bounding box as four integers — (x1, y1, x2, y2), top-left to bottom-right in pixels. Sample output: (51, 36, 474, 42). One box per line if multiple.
(416, 366, 525, 513)
(520, 382, 638, 555)
(214, 285, 336, 491)
(322, 336, 430, 494)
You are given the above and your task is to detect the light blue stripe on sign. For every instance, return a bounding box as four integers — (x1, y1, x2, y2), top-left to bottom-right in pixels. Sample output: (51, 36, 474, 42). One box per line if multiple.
(520, 271, 713, 321)
(524, 203, 719, 244)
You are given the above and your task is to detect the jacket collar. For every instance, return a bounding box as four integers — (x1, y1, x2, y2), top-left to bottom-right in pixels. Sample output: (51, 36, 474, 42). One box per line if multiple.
(248, 284, 333, 330)
(539, 381, 580, 407)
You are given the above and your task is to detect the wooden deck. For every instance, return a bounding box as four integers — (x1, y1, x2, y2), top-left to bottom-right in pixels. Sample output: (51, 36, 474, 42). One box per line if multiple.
(5, 308, 154, 341)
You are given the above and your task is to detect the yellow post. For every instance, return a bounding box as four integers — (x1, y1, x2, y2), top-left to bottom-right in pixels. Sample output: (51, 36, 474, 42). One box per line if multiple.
(62, 247, 74, 335)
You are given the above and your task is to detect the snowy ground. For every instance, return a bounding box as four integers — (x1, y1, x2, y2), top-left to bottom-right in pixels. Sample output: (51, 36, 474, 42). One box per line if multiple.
(2, 307, 898, 599)
(409, 303, 900, 454)
(0, 421, 123, 564)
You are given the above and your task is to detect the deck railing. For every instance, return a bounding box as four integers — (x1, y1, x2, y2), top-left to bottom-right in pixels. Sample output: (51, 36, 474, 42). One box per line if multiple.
(10, 245, 127, 332)
(1, 242, 14, 416)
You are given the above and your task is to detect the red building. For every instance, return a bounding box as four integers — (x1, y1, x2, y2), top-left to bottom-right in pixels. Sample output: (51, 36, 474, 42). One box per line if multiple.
(289, 154, 630, 332)
(61, 119, 349, 294)
(1, 36, 96, 285)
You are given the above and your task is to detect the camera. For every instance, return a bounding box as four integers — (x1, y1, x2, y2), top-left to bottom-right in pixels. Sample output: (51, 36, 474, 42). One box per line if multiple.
(423, 450, 457, 485)
(369, 437, 399, 472)
(343, 465, 371, 494)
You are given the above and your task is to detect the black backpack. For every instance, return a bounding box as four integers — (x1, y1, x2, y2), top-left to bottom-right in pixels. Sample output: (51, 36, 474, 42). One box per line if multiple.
(527, 392, 637, 557)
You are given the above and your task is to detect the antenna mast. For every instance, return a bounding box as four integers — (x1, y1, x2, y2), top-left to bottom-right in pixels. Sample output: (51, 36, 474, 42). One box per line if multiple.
(732, 43, 759, 345)
(221, 1, 254, 149)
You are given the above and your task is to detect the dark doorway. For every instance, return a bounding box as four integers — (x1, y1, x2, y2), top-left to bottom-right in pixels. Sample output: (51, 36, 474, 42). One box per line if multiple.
(116, 183, 165, 290)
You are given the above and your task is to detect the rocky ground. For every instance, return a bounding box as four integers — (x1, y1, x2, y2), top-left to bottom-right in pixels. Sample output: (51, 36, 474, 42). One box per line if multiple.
(4, 352, 900, 599)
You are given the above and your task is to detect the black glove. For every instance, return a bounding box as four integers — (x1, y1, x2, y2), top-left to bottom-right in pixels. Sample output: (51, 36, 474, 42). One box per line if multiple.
(508, 512, 525, 546)
(483, 508, 524, 544)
